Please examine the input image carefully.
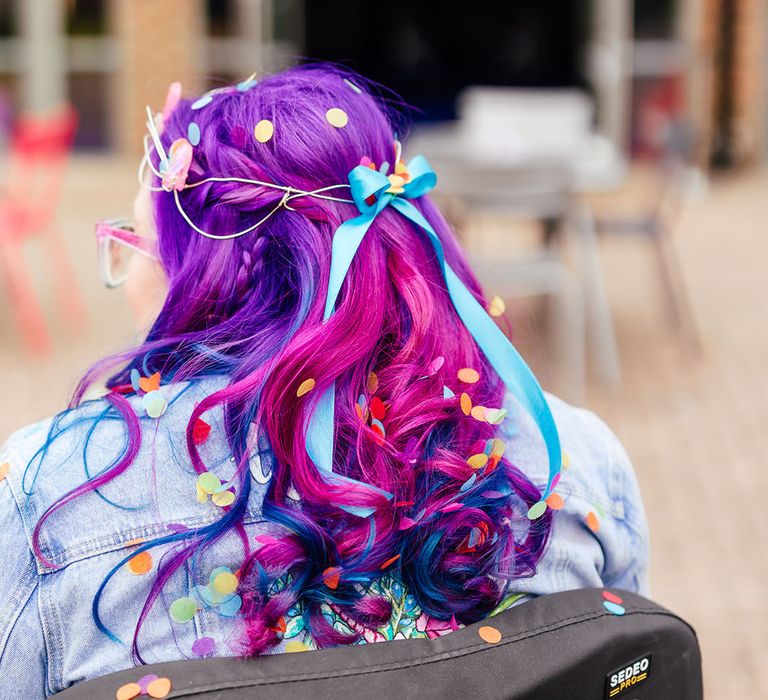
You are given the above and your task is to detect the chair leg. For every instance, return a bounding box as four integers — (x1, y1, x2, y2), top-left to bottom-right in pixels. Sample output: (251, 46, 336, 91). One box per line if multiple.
(651, 221, 703, 354)
(0, 239, 51, 353)
(45, 222, 88, 330)
(568, 201, 622, 390)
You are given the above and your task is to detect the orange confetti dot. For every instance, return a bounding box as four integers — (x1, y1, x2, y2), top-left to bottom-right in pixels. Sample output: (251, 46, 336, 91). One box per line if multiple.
(478, 625, 502, 644)
(146, 677, 172, 699)
(323, 566, 340, 589)
(296, 377, 315, 397)
(127, 550, 153, 575)
(460, 392, 472, 415)
(138, 371, 161, 393)
(470, 405, 487, 421)
(380, 554, 401, 570)
(0, 462, 9, 482)
(116, 682, 142, 700)
(585, 511, 600, 532)
(367, 371, 379, 393)
(545, 493, 565, 510)
(457, 367, 480, 384)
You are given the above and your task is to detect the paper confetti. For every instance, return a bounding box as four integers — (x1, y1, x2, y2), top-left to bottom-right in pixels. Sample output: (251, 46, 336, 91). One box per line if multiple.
(191, 94, 213, 110)
(322, 566, 340, 589)
(545, 493, 565, 510)
(369, 396, 386, 420)
(470, 405, 487, 421)
(142, 390, 168, 418)
(467, 453, 488, 469)
(296, 377, 315, 397)
(366, 371, 378, 393)
(138, 371, 161, 393)
(187, 121, 201, 146)
(127, 551, 152, 575)
(146, 677, 172, 699)
(485, 408, 508, 425)
(197, 472, 221, 494)
(212, 571, 238, 595)
(325, 107, 349, 128)
(285, 640, 310, 652)
(487, 295, 506, 317)
(457, 367, 480, 384)
(460, 392, 472, 415)
(343, 78, 362, 94)
(212, 490, 236, 507)
(585, 511, 600, 532)
(478, 625, 502, 644)
(527, 500, 547, 520)
(443, 385, 455, 399)
(254, 119, 274, 143)
(603, 600, 626, 616)
(116, 682, 142, 700)
(427, 356, 445, 375)
(191, 636, 216, 657)
(380, 554, 401, 570)
(169, 596, 197, 623)
(0, 462, 8, 482)
(192, 418, 211, 445)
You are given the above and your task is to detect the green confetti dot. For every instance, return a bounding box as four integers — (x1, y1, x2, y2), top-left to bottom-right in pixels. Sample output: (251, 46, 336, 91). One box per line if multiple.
(169, 596, 197, 623)
(197, 472, 221, 494)
(527, 500, 547, 520)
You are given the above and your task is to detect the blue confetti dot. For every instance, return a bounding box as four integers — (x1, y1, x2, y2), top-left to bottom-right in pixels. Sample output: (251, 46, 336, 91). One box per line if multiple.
(603, 601, 626, 616)
(187, 121, 201, 145)
(236, 79, 257, 92)
(191, 95, 213, 110)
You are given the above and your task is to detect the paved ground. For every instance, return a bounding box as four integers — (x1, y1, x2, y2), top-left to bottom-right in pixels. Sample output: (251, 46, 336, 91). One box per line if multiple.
(1, 157, 765, 698)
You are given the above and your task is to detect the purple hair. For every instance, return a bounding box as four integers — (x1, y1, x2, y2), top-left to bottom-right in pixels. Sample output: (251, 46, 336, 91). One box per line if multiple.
(31, 64, 553, 658)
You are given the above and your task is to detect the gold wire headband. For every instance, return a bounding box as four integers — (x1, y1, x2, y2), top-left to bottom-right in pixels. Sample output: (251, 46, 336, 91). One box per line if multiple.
(138, 106, 355, 241)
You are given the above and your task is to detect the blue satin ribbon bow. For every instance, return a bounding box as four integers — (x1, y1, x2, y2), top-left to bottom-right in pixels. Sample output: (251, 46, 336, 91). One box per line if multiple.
(305, 155, 562, 518)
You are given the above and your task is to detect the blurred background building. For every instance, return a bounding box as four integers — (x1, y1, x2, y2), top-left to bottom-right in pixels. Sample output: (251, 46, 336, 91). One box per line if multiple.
(0, 2, 767, 698)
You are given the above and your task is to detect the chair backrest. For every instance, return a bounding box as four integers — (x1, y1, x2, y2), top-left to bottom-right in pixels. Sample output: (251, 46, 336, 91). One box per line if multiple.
(457, 87, 595, 165)
(3, 104, 78, 237)
(54, 588, 702, 700)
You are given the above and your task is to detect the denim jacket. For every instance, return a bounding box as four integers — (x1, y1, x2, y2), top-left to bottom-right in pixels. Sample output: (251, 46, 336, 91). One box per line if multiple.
(0, 374, 650, 697)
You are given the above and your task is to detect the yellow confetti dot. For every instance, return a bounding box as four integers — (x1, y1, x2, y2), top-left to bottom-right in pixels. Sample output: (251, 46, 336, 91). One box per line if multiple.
(296, 377, 315, 397)
(457, 367, 480, 384)
(460, 392, 472, 415)
(0, 462, 8, 482)
(285, 640, 310, 653)
(213, 571, 238, 595)
(545, 493, 565, 510)
(467, 453, 489, 469)
(488, 295, 506, 317)
(585, 511, 600, 532)
(470, 405, 487, 421)
(562, 451, 571, 469)
(116, 682, 143, 700)
(127, 551, 153, 575)
(490, 438, 505, 457)
(254, 119, 274, 143)
(325, 107, 349, 128)
(367, 371, 379, 393)
(478, 625, 502, 644)
(212, 490, 236, 507)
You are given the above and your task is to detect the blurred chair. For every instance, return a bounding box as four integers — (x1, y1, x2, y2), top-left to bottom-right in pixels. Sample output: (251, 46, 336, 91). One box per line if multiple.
(0, 103, 84, 353)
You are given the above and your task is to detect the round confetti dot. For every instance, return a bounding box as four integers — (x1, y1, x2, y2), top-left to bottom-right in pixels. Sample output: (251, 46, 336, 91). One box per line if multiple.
(191, 636, 216, 657)
(254, 119, 274, 143)
(116, 682, 142, 700)
(490, 438, 505, 457)
(457, 367, 480, 384)
(488, 295, 506, 317)
(562, 452, 571, 469)
(325, 107, 349, 128)
(460, 392, 472, 415)
(545, 493, 565, 510)
(142, 390, 167, 418)
(169, 596, 197, 623)
(527, 500, 547, 520)
(478, 625, 502, 644)
(0, 462, 8, 482)
(146, 677, 172, 699)
(197, 472, 221, 494)
(218, 593, 242, 617)
(602, 590, 624, 605)
(137, 675, 159, 693)
(127, 551, 153, 575)
(191, 94, 213, 110)
(187, 121, 201, 146)
(212, 490, 236, 507)
(585, 511, 600, 532)
(285, 640, 310, 653)
(603, 601, 626, 616)
(427, 356, 445, 375)
(213, 571, 238, 595)
(367, 371, 379, 393)
(467, 453, 489, 469)
(370, 396, 386, 420)
(470, 405, 487, 421)
(296, 377, 315, 397)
